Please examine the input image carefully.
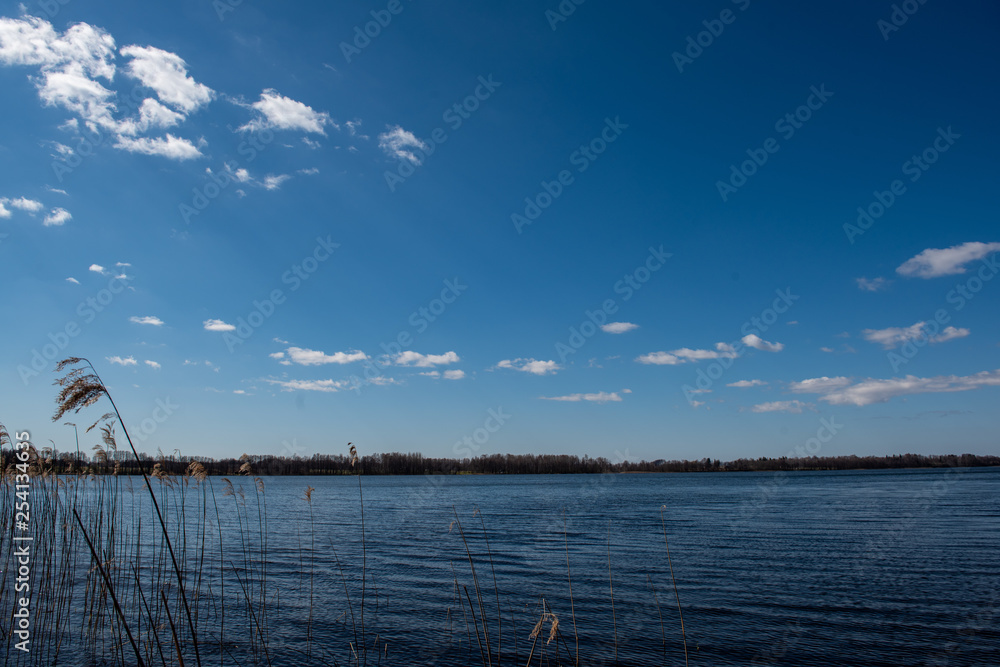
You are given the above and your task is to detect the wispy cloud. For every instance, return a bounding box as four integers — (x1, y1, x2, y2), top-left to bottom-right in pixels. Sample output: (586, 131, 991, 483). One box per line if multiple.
(378, 125, 428, 164)
(742, 334, 784, 352)
(896, 242, 1000, 278)
(266, 378, 347, 393)
(144, 360, 161, 369)
(862, 322, 970, 349)
(130, 315, 164, 326)
(790, 369, 1000, 406)
(750, 400, 811, 414)
(107, 355, 137, 366)
(540, 391, 624, 403)
(601, 322, 638, 334)
(856, 276, 890, 292)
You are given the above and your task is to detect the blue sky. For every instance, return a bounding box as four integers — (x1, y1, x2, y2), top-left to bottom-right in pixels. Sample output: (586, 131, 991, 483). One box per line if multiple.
(1, 0, 998, 462)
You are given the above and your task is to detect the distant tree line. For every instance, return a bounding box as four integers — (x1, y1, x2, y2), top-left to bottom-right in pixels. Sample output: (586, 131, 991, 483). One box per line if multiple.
(16, 448, 1000, 477)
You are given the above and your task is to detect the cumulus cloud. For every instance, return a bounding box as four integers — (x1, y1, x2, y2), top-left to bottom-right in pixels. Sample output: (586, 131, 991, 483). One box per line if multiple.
(378, 125, 428, 164)
(107, 355, 137, 366)
(113, 134, 202, 160)
(4, 197, 44, 213)
(130, 315, 164, 326)
(203, 319, 235, 332)
(857, 277, 890, 292)
(119, 44, 213, 113)
(144, 360, 161, 369)
(862, 322, 970, 349)
(285, 347, 368, 366)
(601, 322, 638, 334)
(43, 207, 72, 226)
(89, 264, 106, 274)
(897, 242, 1000, 278)
(728, 379, 766, 388)
(788, 376, 852, 394)
(741, 334, 784, 352)
(750, 400, 811, 414)
(494, 358, 560, 375)
(421, 369, 466, 380)
(239, 89, 332, 134)
(395, 351, 460, 367)
(540, 391, 624, 403)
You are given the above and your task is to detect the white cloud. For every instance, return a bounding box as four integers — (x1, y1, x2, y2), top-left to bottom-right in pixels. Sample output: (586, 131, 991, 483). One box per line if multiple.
(897, 242, 1000, 278)
(240, 89, 332, 134)
(728, 379, 766, 388)
(89, 263, 105, 274)
(203, 319, 235, 332)
(0, 201, 8, 218)
(233, 389, 247, 395)
(862, 322, 970, 349)
(286, 347, 367, 366)
(262, 174, 291, 190)
(636, 342, 738, 366)
(395, 350, 460, 367)
(269, 352, 285, 360)
(791, 369, 1000, 407)
(113, 134, 203, 160)
(378, 125, 428, 165)
(297, 167, 319, 175)
(43, 207, 72, 226)
(788, 376, 852, 394)
(856, 277, 890, 292)
(144, 360, 161, 369)
(107, 355, 137, 366)
(66, 277, 79, 284)
(119, 45, 213, 114)
(130, 315, 164, 326)
(601, 322, 638, 334)
(820, 347, 835, 353)
(443, 370, 465, 380)
(541, 392, 624, 403)
(932, 326, 970, 344)
(5, 197, 43, 213)
(741, 334, 784, 352)
(751, 400, 811, 414)
(494, 358, 560, 375)
(266, 378, 347, 393)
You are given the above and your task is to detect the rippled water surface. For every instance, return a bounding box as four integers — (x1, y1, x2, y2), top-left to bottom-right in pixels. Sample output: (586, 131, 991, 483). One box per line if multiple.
(34, 468, 1000, 666)
(228, 468, 999, 666)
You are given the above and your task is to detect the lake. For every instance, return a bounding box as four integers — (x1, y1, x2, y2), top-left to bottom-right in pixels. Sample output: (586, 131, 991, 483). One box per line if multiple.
(7, 467, 998, 666)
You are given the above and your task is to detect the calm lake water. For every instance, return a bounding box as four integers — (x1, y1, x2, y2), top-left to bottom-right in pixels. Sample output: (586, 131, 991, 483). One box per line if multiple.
(33, 468, 1000, 665)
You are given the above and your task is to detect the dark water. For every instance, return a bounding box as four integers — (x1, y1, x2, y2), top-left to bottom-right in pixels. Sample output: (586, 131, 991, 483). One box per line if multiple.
(222, 467, 998, 666)
(29, 468, 1000, 666)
